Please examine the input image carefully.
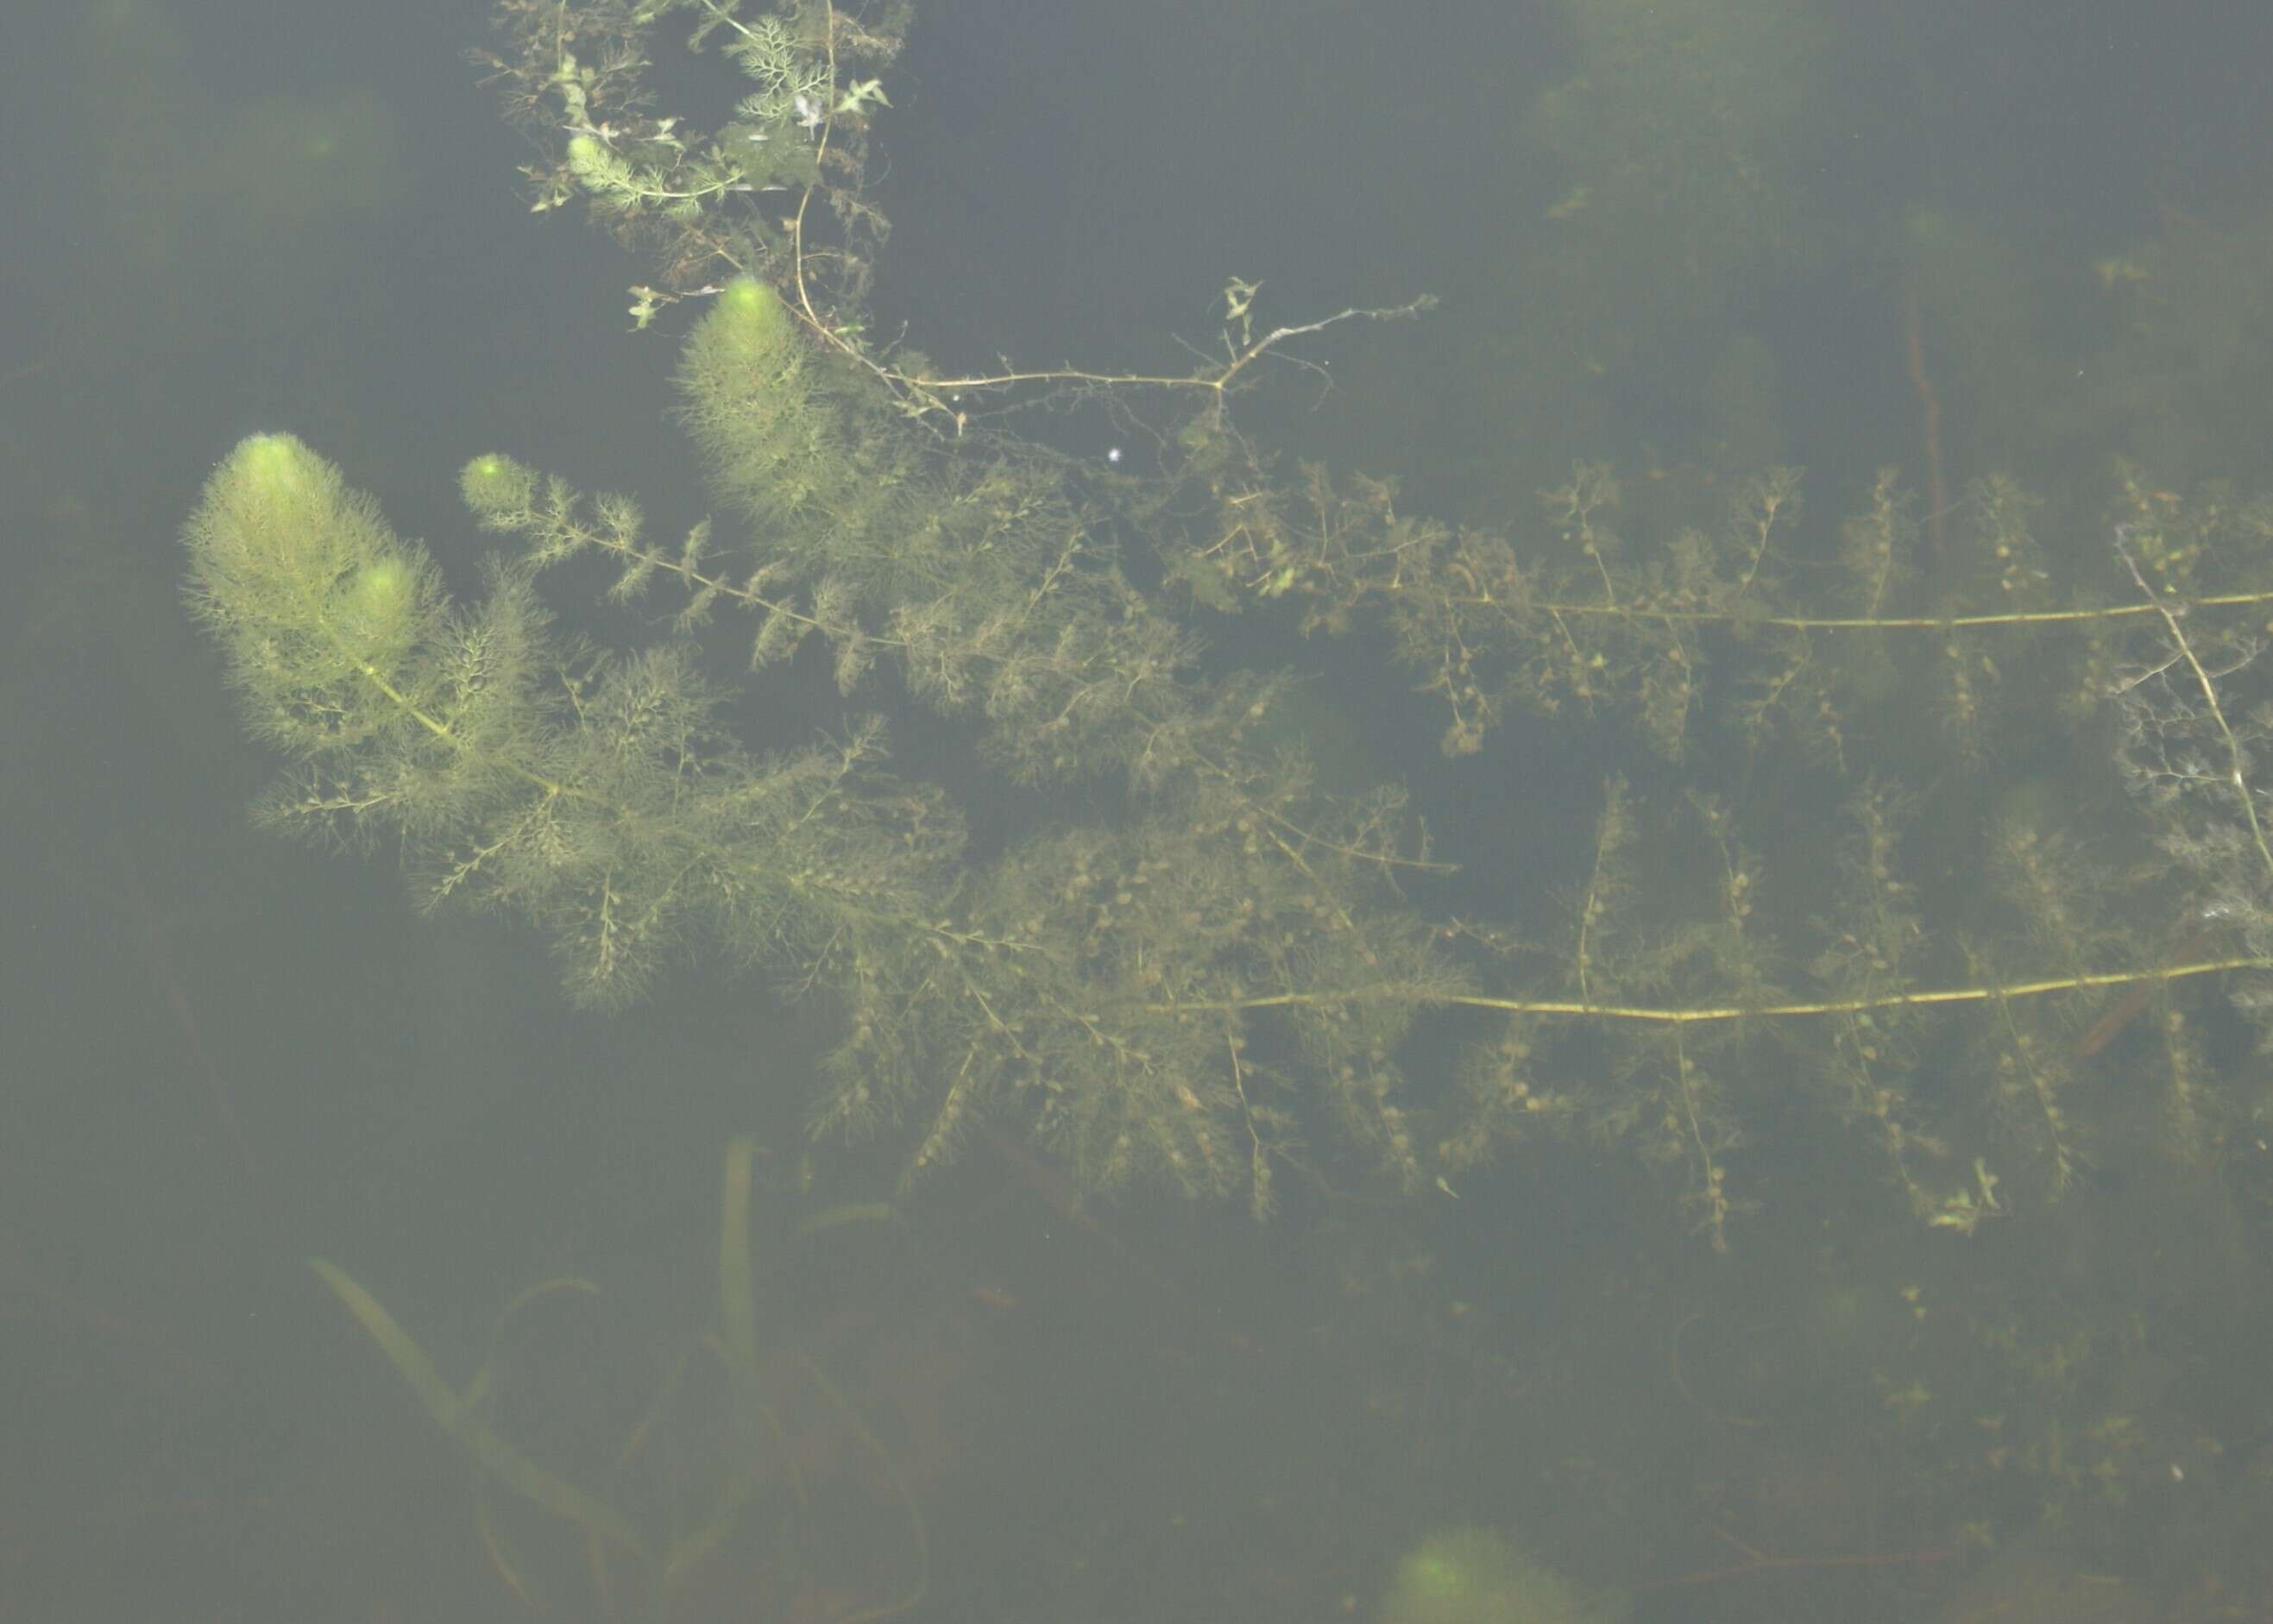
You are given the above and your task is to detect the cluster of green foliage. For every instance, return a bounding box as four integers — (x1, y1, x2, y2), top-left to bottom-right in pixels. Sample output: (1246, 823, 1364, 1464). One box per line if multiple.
(480, 0, 908, 332)
(185, 427, 959, 1016)
(185, 263, 1456, 1217)
(1173, 431, 2273, 1232)
(186, 0, 2273, 1245)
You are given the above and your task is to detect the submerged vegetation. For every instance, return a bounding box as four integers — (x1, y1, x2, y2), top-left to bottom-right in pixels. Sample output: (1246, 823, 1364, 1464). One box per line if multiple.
(153, 0, 2273, 1612)
(310, 1139, 925, 1620)
(183, 0, 2273, 1265)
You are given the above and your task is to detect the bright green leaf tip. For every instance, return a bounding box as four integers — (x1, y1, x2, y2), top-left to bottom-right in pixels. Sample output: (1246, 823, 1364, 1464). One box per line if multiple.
(230, 431, 325, 500)
(459, 451, 534, 518)
(350, 557, 409, 614)
(710, 277, 793, 362)
(1378, 1527, 1621, 1624)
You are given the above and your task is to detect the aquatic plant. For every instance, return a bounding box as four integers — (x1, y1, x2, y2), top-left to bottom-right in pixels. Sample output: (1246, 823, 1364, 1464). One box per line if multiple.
(310, 1137, 925, 1620)
(185, 0, 2273, 1248)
